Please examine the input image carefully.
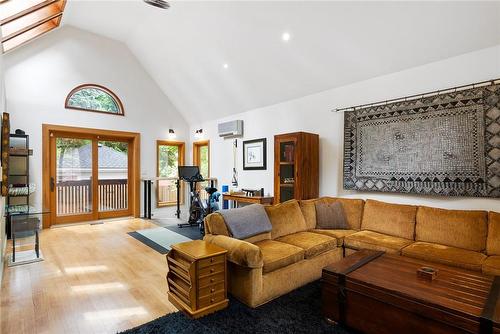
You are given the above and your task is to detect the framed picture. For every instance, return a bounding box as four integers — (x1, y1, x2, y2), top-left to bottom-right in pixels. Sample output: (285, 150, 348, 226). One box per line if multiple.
(243, 138, 267, 170)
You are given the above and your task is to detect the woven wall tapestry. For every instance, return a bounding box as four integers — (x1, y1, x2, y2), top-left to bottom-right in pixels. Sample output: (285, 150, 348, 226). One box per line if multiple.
(343, 83, 500, 197)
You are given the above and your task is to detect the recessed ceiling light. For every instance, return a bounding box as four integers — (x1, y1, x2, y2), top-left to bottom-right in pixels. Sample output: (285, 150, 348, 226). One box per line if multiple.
(282, 32, 291, 42)
(223, 63, 229, 69)
(143, 0, 170, 9)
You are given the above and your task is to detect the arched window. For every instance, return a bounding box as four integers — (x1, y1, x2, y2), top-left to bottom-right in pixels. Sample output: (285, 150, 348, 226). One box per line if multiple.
(65, 84, 124, 116)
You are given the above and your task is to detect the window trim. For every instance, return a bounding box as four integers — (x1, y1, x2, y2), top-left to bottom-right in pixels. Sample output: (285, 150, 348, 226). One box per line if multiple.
(193, 140, 210, 178)
(156, 140, 185, 207)
(65, 84, 125, 116)
(1, 0, 67, 54)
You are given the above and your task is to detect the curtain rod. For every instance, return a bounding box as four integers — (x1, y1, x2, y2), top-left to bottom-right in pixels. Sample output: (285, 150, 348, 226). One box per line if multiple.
(331, 78, 500, 113)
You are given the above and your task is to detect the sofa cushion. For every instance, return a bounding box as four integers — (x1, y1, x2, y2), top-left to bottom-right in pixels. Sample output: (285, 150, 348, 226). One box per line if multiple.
(402, 241, 487, 272)
(276, 231, 337, 258)
(482, 256, 500, 276)
(311, 229, 358, 246)
(219, 204, 272, 240)
(203, 234, 263, 268)
(361, 200, 417, 240)
(416, 206, 488, 252)
(204, 212, 230, 236)
(254, 240, 305, 273)
(265, 200, 307, 239)
(315, 201, 349, 229)
(344, 230, 413, 254)
(300, 197, 364, 230)
(243, 232, 272, 244)
(487, 211, 500, 255)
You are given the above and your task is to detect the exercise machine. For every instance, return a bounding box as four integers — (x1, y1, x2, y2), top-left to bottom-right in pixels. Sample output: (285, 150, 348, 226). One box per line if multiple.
(176, 166, 219, 233)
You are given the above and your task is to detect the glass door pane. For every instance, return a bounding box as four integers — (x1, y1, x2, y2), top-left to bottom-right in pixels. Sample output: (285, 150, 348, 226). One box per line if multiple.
(98, 141, 129, 212)
(55, 138, 93, 216)
(279, 140, 296, 202)
(194, 143, 210, 201)
(199, 145, 209, 178)
(158, 144, 180, 206)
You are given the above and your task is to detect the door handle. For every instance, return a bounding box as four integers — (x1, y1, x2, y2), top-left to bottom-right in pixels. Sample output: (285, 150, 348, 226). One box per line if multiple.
(50, 177, 55, 192)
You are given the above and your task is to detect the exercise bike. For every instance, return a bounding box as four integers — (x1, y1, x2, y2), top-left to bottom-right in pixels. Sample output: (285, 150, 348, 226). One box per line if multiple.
(176, 166, 219, 234)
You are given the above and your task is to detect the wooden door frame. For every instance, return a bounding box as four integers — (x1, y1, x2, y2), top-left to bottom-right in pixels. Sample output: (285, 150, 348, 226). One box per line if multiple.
(193, 140, 210, 177)
(42, 124, 140, 228)
(156, 140, 185, 207)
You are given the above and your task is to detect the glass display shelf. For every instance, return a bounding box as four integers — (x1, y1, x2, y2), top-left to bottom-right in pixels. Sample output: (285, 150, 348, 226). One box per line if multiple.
(5, 206, 50, 267)
(5, 205, 50, 217)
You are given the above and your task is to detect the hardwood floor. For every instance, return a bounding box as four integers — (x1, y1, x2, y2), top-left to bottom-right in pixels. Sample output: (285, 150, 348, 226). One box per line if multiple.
(1, 218, 178, 334)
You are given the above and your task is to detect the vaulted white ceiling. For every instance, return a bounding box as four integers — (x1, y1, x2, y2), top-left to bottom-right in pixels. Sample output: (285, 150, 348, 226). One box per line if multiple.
(63, 1, 500, 124)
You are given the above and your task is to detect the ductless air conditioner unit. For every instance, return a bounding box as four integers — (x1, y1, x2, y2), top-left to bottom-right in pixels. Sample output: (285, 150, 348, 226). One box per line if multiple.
(218, 120, 243, 138)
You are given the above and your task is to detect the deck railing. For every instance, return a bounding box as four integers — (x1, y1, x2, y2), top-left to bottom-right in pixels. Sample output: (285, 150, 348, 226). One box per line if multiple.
(56, 179, 128, 216)
(157, 178, 178, 205)
(57, 177, 218, 215)
(156, 177, 218, 206)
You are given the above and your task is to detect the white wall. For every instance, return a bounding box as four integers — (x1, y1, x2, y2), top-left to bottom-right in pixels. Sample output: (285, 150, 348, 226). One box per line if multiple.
(4, 26, 189, 218)
(191, 45, 500, 211)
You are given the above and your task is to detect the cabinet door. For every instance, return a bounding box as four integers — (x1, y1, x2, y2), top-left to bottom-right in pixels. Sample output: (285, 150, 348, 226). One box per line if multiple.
(275, 136, 298, 203)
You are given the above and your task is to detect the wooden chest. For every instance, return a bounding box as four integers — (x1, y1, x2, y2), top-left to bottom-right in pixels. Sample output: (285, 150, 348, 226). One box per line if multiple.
(167, 240, 229, 318)
(322, 250, 500, 334)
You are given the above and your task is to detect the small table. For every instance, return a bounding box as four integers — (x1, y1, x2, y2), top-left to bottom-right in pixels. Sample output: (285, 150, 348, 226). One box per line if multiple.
(167, 240, 229, 318)
(322, 250, 500, 334)
(222, 193, 274, 208)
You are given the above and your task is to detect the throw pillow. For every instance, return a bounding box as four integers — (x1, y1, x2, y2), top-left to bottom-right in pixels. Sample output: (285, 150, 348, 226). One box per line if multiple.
(315, 201, 349, 229)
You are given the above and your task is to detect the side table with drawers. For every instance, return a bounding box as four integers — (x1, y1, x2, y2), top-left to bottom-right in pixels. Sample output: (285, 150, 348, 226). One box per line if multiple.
(166, 240, 229, 318)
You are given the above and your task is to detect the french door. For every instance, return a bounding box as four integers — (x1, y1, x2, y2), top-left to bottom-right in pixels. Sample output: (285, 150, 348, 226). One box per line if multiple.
(49, 131, 132, 224)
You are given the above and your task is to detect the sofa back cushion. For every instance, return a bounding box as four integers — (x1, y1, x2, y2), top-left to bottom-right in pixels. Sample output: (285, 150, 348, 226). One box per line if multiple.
(300, 197, 364, 230)
(204, 212, 230, 236)
(315, 201, 350, 229)
(204, 212, 271, 243)
(487, 211, 500, 255)
(416, 206, 488, 252)
(361, 200, 417, 240)
(265, 199, 307, 239)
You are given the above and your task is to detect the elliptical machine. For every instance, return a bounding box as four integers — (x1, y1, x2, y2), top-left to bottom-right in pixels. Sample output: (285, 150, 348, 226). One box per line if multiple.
(176, 166, 219, 234)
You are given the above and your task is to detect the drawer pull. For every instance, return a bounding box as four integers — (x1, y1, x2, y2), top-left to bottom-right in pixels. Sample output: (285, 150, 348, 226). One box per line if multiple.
(210, 278, 215, 283)
(210, 298, 215, 303)
(211, 288, 215, 293)
(210, 258, 215, 263)
(210, 268, 215, 273)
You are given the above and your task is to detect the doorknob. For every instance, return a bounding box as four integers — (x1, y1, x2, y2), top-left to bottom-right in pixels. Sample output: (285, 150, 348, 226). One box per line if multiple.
(50, 177, 55, 192)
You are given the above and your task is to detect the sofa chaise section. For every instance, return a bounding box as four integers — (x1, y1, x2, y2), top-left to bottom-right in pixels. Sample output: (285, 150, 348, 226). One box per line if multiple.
(203, 199, 342, 307)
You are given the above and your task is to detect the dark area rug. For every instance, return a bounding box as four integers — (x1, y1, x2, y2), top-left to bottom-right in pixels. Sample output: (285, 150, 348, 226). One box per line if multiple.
(120, 281, 350, 334)
(153, 218, 203, 240)
(164, 225, 203, 240)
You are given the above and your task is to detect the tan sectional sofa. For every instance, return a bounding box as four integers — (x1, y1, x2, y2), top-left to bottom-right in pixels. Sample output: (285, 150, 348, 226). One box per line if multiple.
(203, 197, 500, 308)
(203, 200, 343, 307)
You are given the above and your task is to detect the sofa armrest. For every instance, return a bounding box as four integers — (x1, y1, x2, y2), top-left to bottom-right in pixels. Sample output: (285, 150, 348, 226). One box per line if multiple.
(204, 234, 263, 269)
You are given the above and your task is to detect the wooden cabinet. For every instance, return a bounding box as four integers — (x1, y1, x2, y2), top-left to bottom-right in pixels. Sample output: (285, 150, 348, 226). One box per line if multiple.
(166, 240, 228, 318)
(274, 132, 319, 203)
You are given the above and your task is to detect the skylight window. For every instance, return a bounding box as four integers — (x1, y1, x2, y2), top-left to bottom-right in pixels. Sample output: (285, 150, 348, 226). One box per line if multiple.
(65, 84, 125, 116)
(0, 0, 66, 53)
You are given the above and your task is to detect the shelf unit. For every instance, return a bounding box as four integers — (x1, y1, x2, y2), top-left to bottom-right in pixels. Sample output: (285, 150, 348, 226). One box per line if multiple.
(5, 133, 42, 264)
(274, 132, 319, 203)
(6, 133, 31, 237)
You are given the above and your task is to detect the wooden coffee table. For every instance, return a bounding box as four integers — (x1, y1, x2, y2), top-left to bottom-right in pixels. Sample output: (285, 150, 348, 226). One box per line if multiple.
(322, 250, 500, 334)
